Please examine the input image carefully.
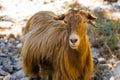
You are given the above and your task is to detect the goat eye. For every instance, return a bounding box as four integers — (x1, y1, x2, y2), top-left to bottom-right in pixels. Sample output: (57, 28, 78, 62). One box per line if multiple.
(82, 20, 87, 23)
(83, 21, 86, 23)
(64, 20, 67, 23)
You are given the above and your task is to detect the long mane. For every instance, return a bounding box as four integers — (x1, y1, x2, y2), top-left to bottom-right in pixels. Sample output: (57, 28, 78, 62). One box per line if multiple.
(21, 16, 69, 76)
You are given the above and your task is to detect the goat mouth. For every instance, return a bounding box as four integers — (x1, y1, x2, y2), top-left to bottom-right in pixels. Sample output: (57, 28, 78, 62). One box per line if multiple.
(69, 45, 78, 49)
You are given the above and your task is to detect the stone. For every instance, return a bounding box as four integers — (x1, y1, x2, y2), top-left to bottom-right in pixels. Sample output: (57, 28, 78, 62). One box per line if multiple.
(1, 62, 13, 73)
(113, 4, 120, 11)
(10, 55, 19, 63)
(0, 53, 8, 57)
(0, 42, 6, 47)
(98, 57, 106, 64)
(99, 64, 113, 70)
(3, 74, 11, 80)
(13, 62, 22, 71)
(0, 57, 3, 65)
(92, 48, 99, 58)
(102, 70, 113, 80)
(0, 66, 2, 69)
(15, 40, 20, 44)
(0, 69, 9, 76)
(11, 70, 25, 80)
(0, 48, 2, 53)
(2, 49, 9, 53)
(21, 77, 30, 80)
(7, 42, 14, 48)
(2, 58, 12, 65)
(113, 61, 120, 79)
(109, 76, 115, 80)
(8, 47, 16, 54)
(1, 65, 13, 74)
(107, 58, 117, 64)
(16, 43, 22, 48)
(9, 48, 18, 54)
(7, 52, 14, 56)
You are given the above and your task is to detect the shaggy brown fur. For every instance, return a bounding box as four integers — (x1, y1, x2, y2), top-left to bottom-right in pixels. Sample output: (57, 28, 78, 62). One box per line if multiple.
(22, 11, 57, 35)
(21, 9, 97, 80)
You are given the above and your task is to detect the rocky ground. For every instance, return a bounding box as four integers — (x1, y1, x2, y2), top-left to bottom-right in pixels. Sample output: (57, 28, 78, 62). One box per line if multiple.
(0, 0, 120, 80)
(0, 37, 24, 80)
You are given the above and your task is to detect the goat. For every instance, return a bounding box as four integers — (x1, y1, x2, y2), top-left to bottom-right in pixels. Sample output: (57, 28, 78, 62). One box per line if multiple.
(21, 8, 97, 80)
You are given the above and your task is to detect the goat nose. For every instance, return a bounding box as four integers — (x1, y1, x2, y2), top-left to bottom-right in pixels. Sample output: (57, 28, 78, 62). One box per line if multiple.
(70, 38, 78, 44)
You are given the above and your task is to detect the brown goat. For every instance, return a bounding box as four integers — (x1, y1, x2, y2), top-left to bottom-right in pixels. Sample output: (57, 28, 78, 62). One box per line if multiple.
(21, 9, 97, 80)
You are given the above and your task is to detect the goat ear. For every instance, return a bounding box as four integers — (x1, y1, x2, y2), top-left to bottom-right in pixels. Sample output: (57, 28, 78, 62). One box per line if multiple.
(87, 13, 98, 28)
(79, 10, 97, 20)
(54, 14, 65, 20)
(87, 13, 97, 20)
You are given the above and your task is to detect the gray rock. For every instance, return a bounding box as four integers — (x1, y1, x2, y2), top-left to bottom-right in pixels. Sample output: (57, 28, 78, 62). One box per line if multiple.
(98, 57, 106, 64)
(1, 63, 13, 73)
(0, 69, 10, 76)
(0, 57, 3, 65)
(0, 53, 8, 57)
(2, 58, 12, 65)
(16, 43, 22, 48)
(92, 48, 99, 58)
(21, 77, 30, 80)
(15, 40, 21, 44)
(113, 3, 120, 12)
(13, 62, 22, 71)
(9, 48, 18, 54)
(10, 55, 19, 63)
(109, 76, 115, 80)
(11, 70, 25, 80)
(7, 52, 14, 56)
(99, 64, 113, 70)
(102, 70, 114, 80)
(7, 43, 14, 48)
(8, 48, 17, 54)
(2, 48, 9, 53)
(3, 74, 11, 80)
(113, 61, 120, 80)
(0, 66, 2, 69)
(0, 42, 6, 47)
(0, 47, 2, 53)
(107, 58, 117, 64)
(1, 60, 13, 73)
